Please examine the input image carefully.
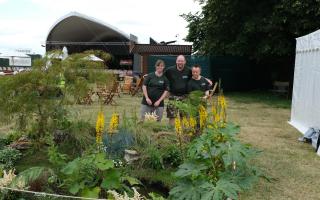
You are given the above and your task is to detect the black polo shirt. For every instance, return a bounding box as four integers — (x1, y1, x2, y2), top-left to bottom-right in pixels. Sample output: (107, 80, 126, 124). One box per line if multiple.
(142, 72, 169, 107)
(187, 76, 210, 94)
(164, 66, 192, 96)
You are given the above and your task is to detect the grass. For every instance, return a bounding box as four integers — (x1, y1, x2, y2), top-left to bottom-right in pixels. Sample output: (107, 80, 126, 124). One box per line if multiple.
(1, 92, 320, 200)
(226, 90, 291, 109)
(224, 92, 320, 200)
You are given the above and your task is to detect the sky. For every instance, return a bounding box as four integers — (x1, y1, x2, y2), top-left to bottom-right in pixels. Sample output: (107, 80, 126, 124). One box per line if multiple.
(0, 0, 201, 54)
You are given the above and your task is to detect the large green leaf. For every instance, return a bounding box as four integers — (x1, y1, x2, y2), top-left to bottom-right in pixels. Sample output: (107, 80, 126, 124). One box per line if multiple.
(169, 180, 209, 200)
(121, 176, 142, 186)
(81, 187, 101, 198)
(94, 153, 114, 171)
(219, 170, 258, 191)
(214, 178, 242, 200)
(69, 182, 81, 195)
(219, 123, 240, 137)
(101, 169, 121, 189)
(174, 161, 208, 178)
(61, 158, 80, 175)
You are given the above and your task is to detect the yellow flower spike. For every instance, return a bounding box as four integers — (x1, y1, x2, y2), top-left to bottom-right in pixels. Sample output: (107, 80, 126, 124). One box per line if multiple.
(215, 93, 227, 127)
(182, 116, 189, 129)
(218, 94, 227, 110)
(175, 117, 182, 135)
(199, 105, 208, 129)
(189, 117, 197, 135)
(95, 111, 105, 144)
(108, 112, 119, 135)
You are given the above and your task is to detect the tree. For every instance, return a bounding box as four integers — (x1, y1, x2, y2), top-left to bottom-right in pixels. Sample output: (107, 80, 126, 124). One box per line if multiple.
(183, 0, 320, 60)
(0, 50, 113, 141)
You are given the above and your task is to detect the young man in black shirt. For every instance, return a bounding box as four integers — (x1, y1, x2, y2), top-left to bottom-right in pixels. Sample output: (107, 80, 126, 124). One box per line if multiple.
(141, 60, 169, 121)
(187, 65, 210, 98)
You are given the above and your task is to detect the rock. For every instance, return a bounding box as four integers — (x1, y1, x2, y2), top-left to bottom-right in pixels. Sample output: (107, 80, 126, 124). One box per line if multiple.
(53, 129, 67, 144)
(124, 149, 140, 164)
(9, 136, 32, 150)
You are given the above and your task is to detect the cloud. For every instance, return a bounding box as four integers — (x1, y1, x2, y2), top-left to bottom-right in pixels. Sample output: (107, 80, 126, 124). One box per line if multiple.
(0, 0, 201, 54)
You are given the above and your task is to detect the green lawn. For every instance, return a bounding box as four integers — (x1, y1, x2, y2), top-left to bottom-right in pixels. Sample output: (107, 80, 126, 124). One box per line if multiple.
(1, 92, 319, 200)
(225, 92, 320, 200)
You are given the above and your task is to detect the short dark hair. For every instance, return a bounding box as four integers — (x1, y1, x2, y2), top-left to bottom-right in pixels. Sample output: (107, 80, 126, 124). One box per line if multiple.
(192, 64, 201, 69)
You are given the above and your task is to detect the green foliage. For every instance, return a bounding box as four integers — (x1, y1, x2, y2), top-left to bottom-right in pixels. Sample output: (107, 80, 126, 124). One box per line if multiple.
(0, 50, 112, 142)
(149, 192, 167, 200)
(139, 136, 183, 170)
(169, 123, 264, 200)
(0, 138, 8, 150)
(59, 152, 136, 198)
(13, 166, 51, 186)
(62, 120, 96, 154)
(143, 146, 164, 170)
(172, 91, 205, 117)
(0, 131, 21, 149)
(0, 147, 22, 170)
(183, 0, 320, 60)
(48, 145, 68, 169)
(162, 144, 183, 168)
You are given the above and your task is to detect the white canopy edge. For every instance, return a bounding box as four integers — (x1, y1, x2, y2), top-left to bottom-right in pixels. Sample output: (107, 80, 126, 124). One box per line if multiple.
(296, 29, 320, 52)
(45, 11, 131, 42)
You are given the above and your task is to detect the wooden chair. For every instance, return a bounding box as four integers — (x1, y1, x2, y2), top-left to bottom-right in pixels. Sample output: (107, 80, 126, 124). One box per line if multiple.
(101, 81, 119, 105)
(77, 89, 95, 105)
(122, 76, 133, 94)
(130, 76, 144, 96)
(96, 85, 106, 100)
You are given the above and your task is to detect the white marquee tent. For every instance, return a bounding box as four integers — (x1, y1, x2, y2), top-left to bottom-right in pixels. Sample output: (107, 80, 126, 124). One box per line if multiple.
(290, 29, 320, 154)
(0, 52, 31, 67)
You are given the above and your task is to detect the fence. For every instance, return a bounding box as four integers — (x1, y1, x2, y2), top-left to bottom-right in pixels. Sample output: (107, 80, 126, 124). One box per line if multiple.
(147, 55, 256, 91)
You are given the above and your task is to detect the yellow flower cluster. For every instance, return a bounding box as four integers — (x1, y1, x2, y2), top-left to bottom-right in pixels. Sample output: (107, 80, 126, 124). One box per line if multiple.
(218, 94, 227, 123)
(189, 117, 197, 135)
(211, 93, 227, 128)
(199, 105, 208, 129)
(175, 117, 182, 135)
(182, 116, 189, 129)
(182, 116, 197, 136)
(108, 112, 119, 135)
(95, 111, 105, 144)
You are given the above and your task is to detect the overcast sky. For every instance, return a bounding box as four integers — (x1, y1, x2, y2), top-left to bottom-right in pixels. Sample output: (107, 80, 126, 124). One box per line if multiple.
(0, 0, 201, 54)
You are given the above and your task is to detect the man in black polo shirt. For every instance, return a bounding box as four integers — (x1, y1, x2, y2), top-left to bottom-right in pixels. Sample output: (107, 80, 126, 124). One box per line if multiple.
(141, 60, 169, 121)
(187, 65, 210, 98)
(164, 55, 191, 125)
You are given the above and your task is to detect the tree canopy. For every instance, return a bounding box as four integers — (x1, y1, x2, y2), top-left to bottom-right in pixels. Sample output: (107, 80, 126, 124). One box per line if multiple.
(183, 0, 320, 60)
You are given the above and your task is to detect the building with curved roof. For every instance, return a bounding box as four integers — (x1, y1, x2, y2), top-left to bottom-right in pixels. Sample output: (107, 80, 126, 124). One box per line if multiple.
(46, 12, 136, 56)
(46, 12, 192, 73)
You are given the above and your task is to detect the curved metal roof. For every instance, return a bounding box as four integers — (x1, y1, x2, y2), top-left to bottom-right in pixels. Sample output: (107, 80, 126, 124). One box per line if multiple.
(46, 12, 131, 43)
